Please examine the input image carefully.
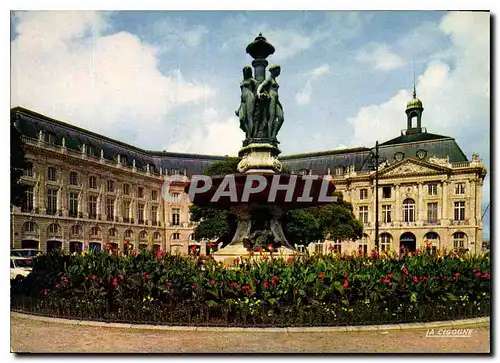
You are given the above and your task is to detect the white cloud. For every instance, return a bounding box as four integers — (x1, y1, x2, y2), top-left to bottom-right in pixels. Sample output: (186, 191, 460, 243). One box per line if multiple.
(11, 11, 214, 146)
(347, 11, 490, 208)
(166, 107, 243, 155)
(296, 64, 330, 105)
(357, 43, 406, 71)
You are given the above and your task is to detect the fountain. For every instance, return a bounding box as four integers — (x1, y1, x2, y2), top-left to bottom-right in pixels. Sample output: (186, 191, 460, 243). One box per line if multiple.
(186, 34, 337, 264)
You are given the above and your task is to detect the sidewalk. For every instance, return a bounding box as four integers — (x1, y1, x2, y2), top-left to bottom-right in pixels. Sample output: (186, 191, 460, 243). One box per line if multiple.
(10, 314, 490, 353)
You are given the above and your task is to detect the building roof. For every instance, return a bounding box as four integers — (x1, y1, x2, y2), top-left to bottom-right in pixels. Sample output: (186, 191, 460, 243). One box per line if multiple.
(12, 106, 469, 176)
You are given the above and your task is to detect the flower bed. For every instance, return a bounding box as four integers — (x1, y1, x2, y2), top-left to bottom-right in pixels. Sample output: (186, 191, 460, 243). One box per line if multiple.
(11, 249, 490, 327)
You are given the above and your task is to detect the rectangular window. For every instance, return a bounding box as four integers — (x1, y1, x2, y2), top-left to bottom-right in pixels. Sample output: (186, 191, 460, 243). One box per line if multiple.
(360, 189, 368, 200)
(89, 176, 97, 189)
(88, 195, 97, 219)
(455, 183, 465, 195)
(382, 205, 392, 223)
(22, 186, 33, 212)
(454, 201, 466, 221)
(46, 189, 57, 215)
(106, 198, 114, 221)
(107, 180, 115, 192)
(151, 190, 158, 201)
(358, 206, 369, 224)
(123, 184, 130, 195)
(171, 192, 181, 203)
(47, 167, 57, 181)
(382, 186, 391, 198)
(151, 206, 158, 225)
(138, 186, 144, 198)
(428, 183, 438, 196)
(138, 204, 145, 224)
(172, 208, 180, 226)
(25, 163, 33, 177)
(68, 191, 79, 218)
(69, 172, 78, 186)
(427, 202, 438, 223)
(123, 200, 130, 222)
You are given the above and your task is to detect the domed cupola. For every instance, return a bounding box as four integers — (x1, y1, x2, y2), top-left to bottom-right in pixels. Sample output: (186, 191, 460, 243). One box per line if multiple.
(405, 86, 424, 135)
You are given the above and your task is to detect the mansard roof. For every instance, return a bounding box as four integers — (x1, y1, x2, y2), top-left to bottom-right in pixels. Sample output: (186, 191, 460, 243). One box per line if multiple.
(12, 106, 469, 176)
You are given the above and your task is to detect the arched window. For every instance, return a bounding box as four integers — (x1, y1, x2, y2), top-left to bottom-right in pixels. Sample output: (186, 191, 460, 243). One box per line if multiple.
(453, 232, 466, 251)
(124, 229, 133, 238)
(153, 232, 161, 240)
(139, 231, 148, 240)
(172, 233, 180, 240)
(23, 221, 38, 233)
(48, 223, 60, 234)
(380, 233, 392, 252)
(109, 228, 118, 237)
(71, 225, 82, 236)
(403, 199, 415, 222)
(424, 232, 439, 255)
(91, 226, 101, 237)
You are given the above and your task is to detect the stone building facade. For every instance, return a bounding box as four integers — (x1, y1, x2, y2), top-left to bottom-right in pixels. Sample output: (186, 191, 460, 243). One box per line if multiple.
(11, 91, 487, 255)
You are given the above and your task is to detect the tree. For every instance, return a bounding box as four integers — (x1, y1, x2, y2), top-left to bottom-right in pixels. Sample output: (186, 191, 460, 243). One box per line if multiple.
(190, 157, 240, 247)
(190, 159, 363, 247)
(11, 110, 29, 207)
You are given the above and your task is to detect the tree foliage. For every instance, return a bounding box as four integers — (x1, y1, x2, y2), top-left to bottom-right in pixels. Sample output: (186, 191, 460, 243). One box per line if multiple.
(190, 158, 363, 247)
(11, 111, 29, 207)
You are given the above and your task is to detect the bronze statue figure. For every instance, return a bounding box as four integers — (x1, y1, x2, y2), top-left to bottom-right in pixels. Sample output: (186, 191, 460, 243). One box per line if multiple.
(257, 64, 284, 140)
(235, 66, 258, 139)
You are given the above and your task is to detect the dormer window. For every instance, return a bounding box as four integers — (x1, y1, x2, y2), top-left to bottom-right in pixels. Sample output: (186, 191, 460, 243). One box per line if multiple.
(87, 144, 96, 157)
(45, 132, 56, 145)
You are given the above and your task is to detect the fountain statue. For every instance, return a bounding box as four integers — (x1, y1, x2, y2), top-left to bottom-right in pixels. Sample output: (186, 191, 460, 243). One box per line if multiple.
(186, 34, 337, 263)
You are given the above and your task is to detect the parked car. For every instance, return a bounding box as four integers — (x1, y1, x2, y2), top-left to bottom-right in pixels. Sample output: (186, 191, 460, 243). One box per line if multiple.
(10, 257, 33, 279)
(10, 249, 42, 258)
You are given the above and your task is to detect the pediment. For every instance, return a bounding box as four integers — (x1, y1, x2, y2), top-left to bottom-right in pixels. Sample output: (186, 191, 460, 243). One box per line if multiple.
(379, 158, 450, 178)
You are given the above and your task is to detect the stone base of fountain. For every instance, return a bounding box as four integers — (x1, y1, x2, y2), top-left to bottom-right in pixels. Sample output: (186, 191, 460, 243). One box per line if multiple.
(237, 142, 282, 174)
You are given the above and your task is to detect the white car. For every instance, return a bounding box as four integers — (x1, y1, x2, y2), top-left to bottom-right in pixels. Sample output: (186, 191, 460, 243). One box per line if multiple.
(11, 249, 42, 258)
(10, 257, 33, 279)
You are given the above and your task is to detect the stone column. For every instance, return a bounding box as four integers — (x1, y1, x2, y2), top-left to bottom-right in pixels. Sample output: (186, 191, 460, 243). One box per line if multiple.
(417, 182, 424, 224)
(442, 181, 448, 222)
(394, 184, 400, 223)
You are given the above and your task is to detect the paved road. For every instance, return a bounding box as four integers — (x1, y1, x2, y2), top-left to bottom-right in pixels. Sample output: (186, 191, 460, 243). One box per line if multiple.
(10, 314, 490, 353)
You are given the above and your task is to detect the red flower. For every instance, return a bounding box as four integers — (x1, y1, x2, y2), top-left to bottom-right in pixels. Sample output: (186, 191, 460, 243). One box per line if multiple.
(84, 276, 89, 281)
(412, 276, 419, 283)
(263, 281, 269, 288)
(268, 245, 274, 252)
(119, 274, 124, 280)
(287, 257, 294, 264)
(420, 275, 428, 281)
(91, 275, 97, 280)
(43, 289, 48, 296)
(318, 272, 325, 280)
(381, 278, 391, 284)
(343, 280, 349, 288)
(387, 273, 393, 279)
(371, 250, 378, 258)
(230, 282, 239, 288)
(248, 250, 254, 256)
(192, 283, 197, 289)
(190, 245, 197, 252)
(271, 275, 279, 286)
(112, 278, 118, 288)
(60, 276, 69, 283)
(210, 279, 216, 285)
(55, 284, 61, 289)
(241, 285, 250, 291)
(482, 272, 490, 279)
(167, 282, 173, 287)
(258, 247, 264, 254)
(474, 271, 482, 277)
(344, 272, 348, 279)
(402, 267, 409, 276)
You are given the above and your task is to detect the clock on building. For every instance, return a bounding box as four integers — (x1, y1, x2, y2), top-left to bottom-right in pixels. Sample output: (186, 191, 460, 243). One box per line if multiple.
(416, 149, 427, 160)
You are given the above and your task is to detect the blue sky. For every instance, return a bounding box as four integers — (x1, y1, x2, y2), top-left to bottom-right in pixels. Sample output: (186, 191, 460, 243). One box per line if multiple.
(10, 10, 490, 238)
